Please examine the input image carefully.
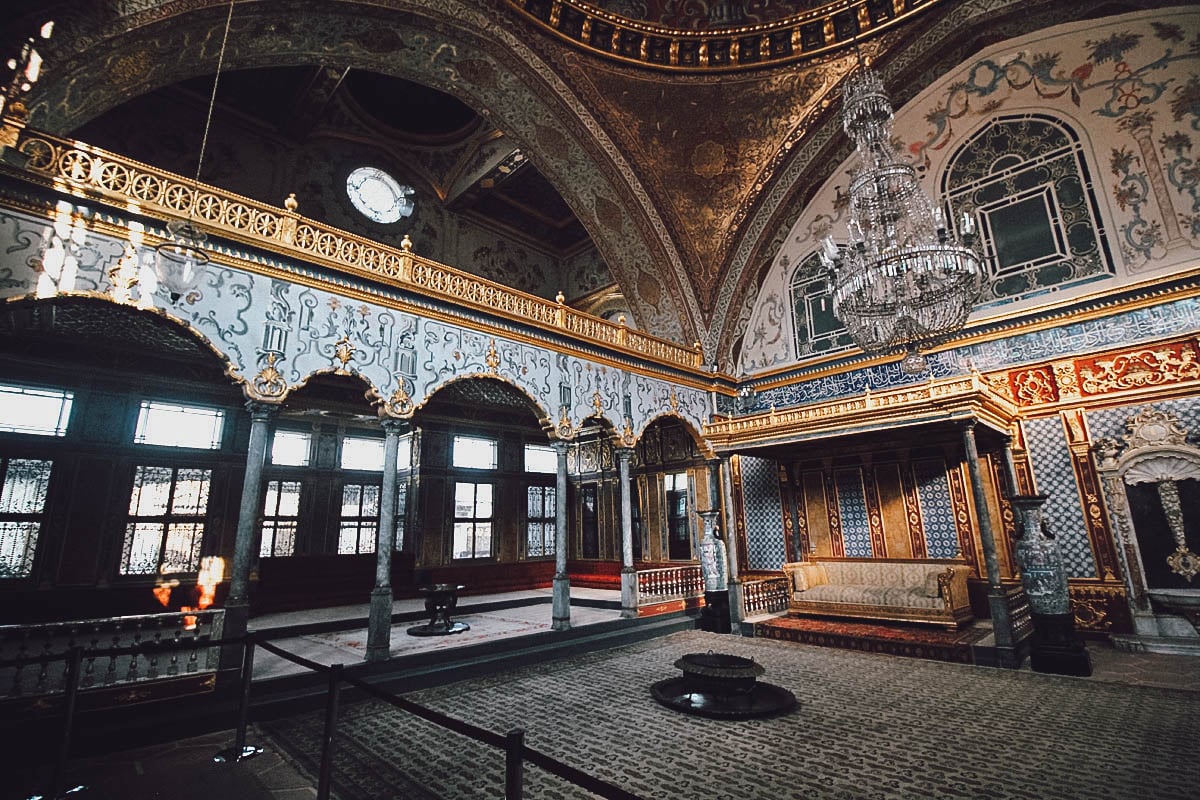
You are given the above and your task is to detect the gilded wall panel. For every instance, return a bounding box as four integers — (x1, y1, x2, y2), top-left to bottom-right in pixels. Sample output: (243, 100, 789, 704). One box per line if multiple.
(875, 464, 914, 560)
(801, 470, 831, 558)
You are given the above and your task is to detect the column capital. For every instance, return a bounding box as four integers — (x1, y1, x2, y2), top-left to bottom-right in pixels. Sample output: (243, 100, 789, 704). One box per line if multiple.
(244, 400, 280, 421)
(614, 445, 635, 464)
(551, 438, 570, 455)
(379, 417, 408, 435)
(959, 418, 978, 434)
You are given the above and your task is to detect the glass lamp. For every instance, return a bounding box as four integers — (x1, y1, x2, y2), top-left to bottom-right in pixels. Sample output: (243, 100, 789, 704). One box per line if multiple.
(153, 220, 209, 300)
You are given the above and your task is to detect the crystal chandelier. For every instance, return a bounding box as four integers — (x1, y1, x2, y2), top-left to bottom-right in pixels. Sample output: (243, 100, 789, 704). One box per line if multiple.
(820, 66, 982, 374)
(152, 0, 235, 301)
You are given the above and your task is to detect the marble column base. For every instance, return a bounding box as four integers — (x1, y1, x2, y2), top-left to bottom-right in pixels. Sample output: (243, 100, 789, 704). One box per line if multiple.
(620, 567, 637, 619)
(701, 590, 731, 633)
(727, 580, 744, 627)
(365, 586, 393, 663)
(552, 574, 571, 631)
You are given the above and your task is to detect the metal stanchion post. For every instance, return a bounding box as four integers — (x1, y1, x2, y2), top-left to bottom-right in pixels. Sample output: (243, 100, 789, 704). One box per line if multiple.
(39, 646, 85, 800)
(504, 728, 525, 800)
(316, 664, 343, 800)
(214, 637, 263, 763)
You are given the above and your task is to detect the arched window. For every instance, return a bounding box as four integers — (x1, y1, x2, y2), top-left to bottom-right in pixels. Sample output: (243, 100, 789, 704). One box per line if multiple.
(943, 115, 1113, 306)
(789, 250, 853, 358)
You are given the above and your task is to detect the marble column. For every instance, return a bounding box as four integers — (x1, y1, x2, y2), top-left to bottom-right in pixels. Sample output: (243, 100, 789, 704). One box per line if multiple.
(719, 455, 743, 627)
(225, 402, 276, 647)
(552, 439, 571, 631)
(402, 426, 422, 559)
(999, 434, 1020, 498)
(616, 446, 637, 619)
(366, 418, 405, 663)
(962, 421, 1017, 662)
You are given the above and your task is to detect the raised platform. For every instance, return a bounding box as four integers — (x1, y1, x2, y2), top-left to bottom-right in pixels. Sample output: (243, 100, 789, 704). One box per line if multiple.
(754, 615, 991, 664)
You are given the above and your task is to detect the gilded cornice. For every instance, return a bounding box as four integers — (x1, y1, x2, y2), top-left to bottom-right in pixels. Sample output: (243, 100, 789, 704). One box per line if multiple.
(703, 372, 1020, 451)
(984, 334, 1200, 417)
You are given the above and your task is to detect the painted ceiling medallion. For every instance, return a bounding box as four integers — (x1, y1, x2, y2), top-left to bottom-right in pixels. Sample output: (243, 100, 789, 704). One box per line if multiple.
(691, 140, 727, 178)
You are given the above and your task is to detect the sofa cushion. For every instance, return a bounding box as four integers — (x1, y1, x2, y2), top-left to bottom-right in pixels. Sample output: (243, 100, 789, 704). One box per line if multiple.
(792, 567, 808, 592)
(799, 563, 828, 589)
(799, 584, 945, 610)
(922, 569, 943, 598)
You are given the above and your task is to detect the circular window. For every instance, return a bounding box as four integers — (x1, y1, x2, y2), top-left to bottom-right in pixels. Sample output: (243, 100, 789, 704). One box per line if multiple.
(346, 167, 415, 224)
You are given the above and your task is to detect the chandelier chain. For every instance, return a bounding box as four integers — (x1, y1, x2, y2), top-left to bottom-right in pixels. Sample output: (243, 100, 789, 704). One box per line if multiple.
(194, 0, 236, 193)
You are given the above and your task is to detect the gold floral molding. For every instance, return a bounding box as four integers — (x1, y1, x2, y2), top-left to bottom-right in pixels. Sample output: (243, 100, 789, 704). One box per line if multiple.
(11, 130, 705, 373)
(382, 383, 416, 418)
(249, 353, 287, 401)
(988, 337, 1200, 411)
(507, 0, 948, 72)
(333, 336, 357, 372)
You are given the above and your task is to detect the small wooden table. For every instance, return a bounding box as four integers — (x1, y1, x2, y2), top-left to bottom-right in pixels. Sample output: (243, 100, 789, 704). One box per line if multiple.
(406, 584, 470, 636)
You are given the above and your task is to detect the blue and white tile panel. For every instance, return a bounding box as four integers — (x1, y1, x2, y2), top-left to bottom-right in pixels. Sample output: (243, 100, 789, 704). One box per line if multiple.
(913, 459, 960, 559)
(740, 456, 786, 571)
(1023, 416, 1097, 578)
(834, 469, 873, 557)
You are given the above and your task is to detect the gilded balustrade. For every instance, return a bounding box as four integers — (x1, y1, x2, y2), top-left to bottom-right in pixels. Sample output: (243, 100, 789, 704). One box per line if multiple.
(12, 131, 704, 372)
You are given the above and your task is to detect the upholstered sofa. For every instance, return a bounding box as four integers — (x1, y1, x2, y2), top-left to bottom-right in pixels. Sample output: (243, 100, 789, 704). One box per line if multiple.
(781, 557, 974, 628)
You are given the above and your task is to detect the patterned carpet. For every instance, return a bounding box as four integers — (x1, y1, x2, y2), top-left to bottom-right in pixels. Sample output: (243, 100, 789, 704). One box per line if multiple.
(756, 615, 991, 664)
(257, 630, 1199, 800)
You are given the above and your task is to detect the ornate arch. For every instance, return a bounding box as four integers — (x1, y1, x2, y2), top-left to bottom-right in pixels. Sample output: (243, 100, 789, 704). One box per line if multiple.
(277, 366, 384, 411)
(2, 291, 248, 391)
(942, 113, 1113, 306)
(415, 373, 554, 436)
(24, 0, 698, 345)
(638, 411, 714, 460)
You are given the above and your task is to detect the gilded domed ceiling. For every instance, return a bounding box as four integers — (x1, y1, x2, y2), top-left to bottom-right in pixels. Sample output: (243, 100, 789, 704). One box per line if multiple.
(1, 0, 1179, 369)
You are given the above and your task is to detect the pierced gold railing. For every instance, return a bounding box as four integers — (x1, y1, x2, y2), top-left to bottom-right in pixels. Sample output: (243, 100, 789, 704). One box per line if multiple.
(508, 0, 947, 72)
(12, 130, 705, 371)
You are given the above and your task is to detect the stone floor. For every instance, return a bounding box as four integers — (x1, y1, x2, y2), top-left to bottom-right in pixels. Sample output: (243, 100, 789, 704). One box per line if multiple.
(251, 588, 623, 680)
(6, 599, 1199, 800)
